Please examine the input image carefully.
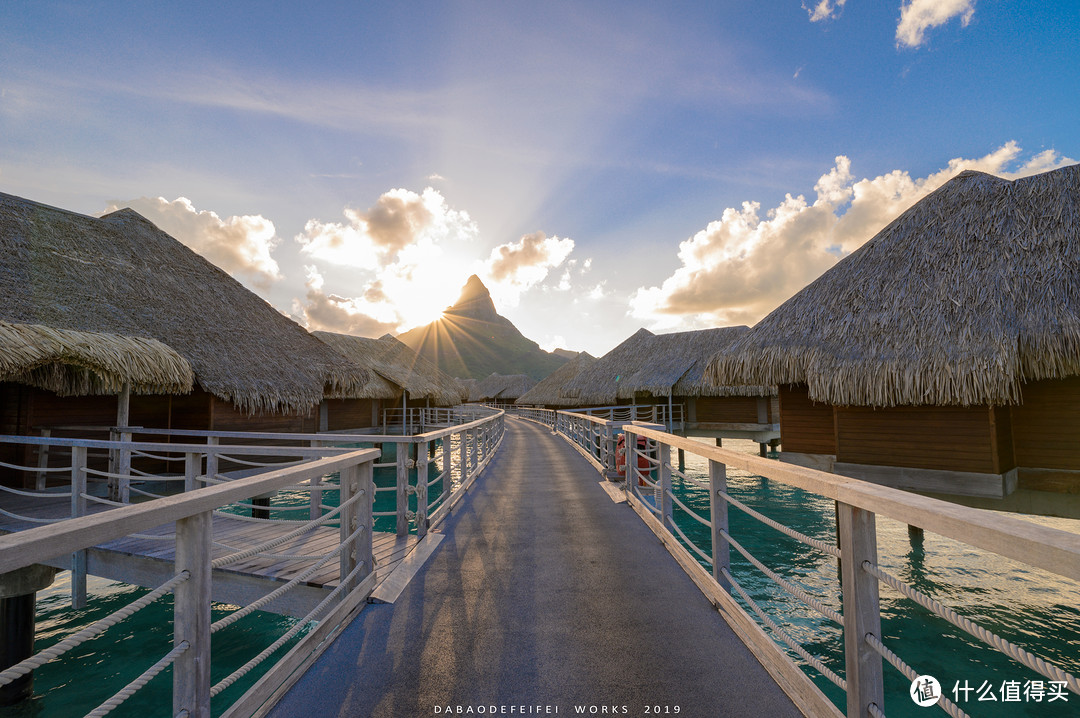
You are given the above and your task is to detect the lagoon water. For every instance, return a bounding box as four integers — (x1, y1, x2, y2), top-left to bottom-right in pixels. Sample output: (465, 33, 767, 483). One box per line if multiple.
(5, 436, 1079, 717)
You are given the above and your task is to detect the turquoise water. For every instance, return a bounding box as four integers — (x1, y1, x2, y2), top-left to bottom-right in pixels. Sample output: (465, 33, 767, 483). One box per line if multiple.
(660, 438, 1080, 718)
(2, 441, 456, 718)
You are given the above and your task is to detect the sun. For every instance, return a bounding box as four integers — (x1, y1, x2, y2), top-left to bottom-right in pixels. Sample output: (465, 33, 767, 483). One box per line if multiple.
(389, 263, 472, 332)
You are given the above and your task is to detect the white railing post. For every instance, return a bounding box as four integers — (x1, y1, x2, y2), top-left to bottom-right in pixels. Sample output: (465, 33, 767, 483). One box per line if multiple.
(309, 440, 322, 521)
(709, 459, 730, 591)
(70, 446, 87, 609)
(442, 434, 451, 491)
(339, 462, 359, 592)
(658, 441, 672, 529)
(358, 458, 374, 582)
(838, 502, 884, 718)
(35, 428, 51, 490)
(205, 437, 219, 485)
(416, 440, 429, 539)
(174, 510, 212, 718)
(623, 428, 635, 493)
(184, 452, 199, 493)
(118, 429, 132, 504)
(458, 430, 468, 486)
(396, 442, 409, 536)
(468, 428, 477, 477)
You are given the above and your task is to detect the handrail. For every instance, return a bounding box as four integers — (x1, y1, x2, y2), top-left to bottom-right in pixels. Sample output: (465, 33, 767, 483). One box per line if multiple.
(626, 424, 1080, 583)
(553, 409, 1080, 717)
(0, 449, 377, 574)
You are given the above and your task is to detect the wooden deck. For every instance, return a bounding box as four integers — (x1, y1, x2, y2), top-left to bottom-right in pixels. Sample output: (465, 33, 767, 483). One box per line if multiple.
(0, 490, 422, 618)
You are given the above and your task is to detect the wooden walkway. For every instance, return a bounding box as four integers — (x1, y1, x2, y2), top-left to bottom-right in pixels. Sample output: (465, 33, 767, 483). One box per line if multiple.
(0, 490, 419, 618)
(268, 416, 802, 717)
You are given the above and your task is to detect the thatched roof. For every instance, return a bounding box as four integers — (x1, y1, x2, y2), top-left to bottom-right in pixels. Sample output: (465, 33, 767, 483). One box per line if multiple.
(706, 165, 1080, 408)
(0, 320, 193, 396)
(562, 327, 770, 405)
(515, 352, 595, 406)
(472, 373, 535, 401)
(0, 193, 364, 412)
(315, 332, 468, 405)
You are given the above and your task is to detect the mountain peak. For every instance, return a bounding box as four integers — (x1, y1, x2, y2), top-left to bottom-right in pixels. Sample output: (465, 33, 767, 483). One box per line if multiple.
(446, 274, 497, 319)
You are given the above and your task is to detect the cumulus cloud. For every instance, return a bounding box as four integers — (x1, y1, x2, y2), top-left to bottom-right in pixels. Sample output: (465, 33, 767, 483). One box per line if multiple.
(292, 266, 399, 336)
(630, 143, 1075, 331)
(804, 0, 846, 22)
(897, 0, 975, 48)
(103, 196, 282, 288)
(296, 187, 477, 269)
(482, 231, 575, 305)
(292, 187, 483, 334)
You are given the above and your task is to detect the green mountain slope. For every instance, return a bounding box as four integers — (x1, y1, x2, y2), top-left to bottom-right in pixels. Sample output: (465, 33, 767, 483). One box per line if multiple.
(397, 275, 568, 381)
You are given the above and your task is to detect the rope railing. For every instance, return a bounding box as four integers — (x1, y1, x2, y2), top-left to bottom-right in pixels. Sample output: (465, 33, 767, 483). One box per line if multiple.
(210, 557, 369, 697)
(722, 567, 847, 693)
(722, 528, 843, 625)
(0, 484, 72, 498)
(865, 633, 970, 718)
(718, 489, 841, 559)
(863, 561, 1080, 695)
(552, 411, 1080, 717)
(0, 571, 190, 686)
(0, 459, 70, 472)
(85, 641, 191, 717)
(0, 411, 506, 715)
(0, 506, 64, 524)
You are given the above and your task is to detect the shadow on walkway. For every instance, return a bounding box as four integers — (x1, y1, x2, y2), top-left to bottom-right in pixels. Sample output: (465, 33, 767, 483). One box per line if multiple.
(269, 417, 801, 717)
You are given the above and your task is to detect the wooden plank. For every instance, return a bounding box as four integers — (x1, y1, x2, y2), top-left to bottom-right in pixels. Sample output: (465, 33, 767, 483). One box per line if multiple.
(370, 532, 445, 603)
(597, 481, 627, 504)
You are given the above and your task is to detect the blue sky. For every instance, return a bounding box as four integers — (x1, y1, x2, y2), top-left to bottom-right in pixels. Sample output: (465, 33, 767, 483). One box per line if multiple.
(2, 0, 1078, 356)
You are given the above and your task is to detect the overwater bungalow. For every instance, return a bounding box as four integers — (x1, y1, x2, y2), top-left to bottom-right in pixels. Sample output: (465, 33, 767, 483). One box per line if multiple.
(471, 373, 535, 404)
(707, 165, 1080, 519)
(514, 352, 596, 409)
(314, 332, 468, 431)
(0, 192, 367, 463)
(562, 327, 778, 447)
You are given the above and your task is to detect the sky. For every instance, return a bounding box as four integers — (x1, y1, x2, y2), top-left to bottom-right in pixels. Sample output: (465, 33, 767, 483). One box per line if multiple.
(1, 0, 1078, 357)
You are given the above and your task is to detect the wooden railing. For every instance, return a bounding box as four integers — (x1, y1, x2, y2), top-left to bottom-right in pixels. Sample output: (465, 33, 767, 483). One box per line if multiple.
(0, 446, 378, 717)
(0, 406, 506, 716)
(553, 411, 1080, 718)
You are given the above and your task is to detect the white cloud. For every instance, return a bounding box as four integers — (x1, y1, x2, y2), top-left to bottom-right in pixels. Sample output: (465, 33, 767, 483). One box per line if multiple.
(630, 143, 1076, 331)
(897, 0, 975, 48)
(296, 187, 477, 269)
(540, 335, 566, 353)
(103, 196, 282, 289)
(483, 231, 576, 306)
(292, 187, 481, 334)
(292, 266, 400, 337)
(804, 0, 846, 22)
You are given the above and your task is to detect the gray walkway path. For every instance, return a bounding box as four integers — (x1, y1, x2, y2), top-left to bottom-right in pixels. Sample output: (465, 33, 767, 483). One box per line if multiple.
(269, 417, 801, 718)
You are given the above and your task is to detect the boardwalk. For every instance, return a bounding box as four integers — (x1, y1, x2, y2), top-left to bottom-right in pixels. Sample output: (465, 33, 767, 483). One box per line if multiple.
(270, 417, 800, 717)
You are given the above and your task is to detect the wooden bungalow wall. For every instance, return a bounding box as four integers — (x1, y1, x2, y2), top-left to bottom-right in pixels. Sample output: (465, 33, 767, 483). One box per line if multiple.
(694, 395, 774, 424)
(778, 385, 836, 455)
(324, 398, 379, 431)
